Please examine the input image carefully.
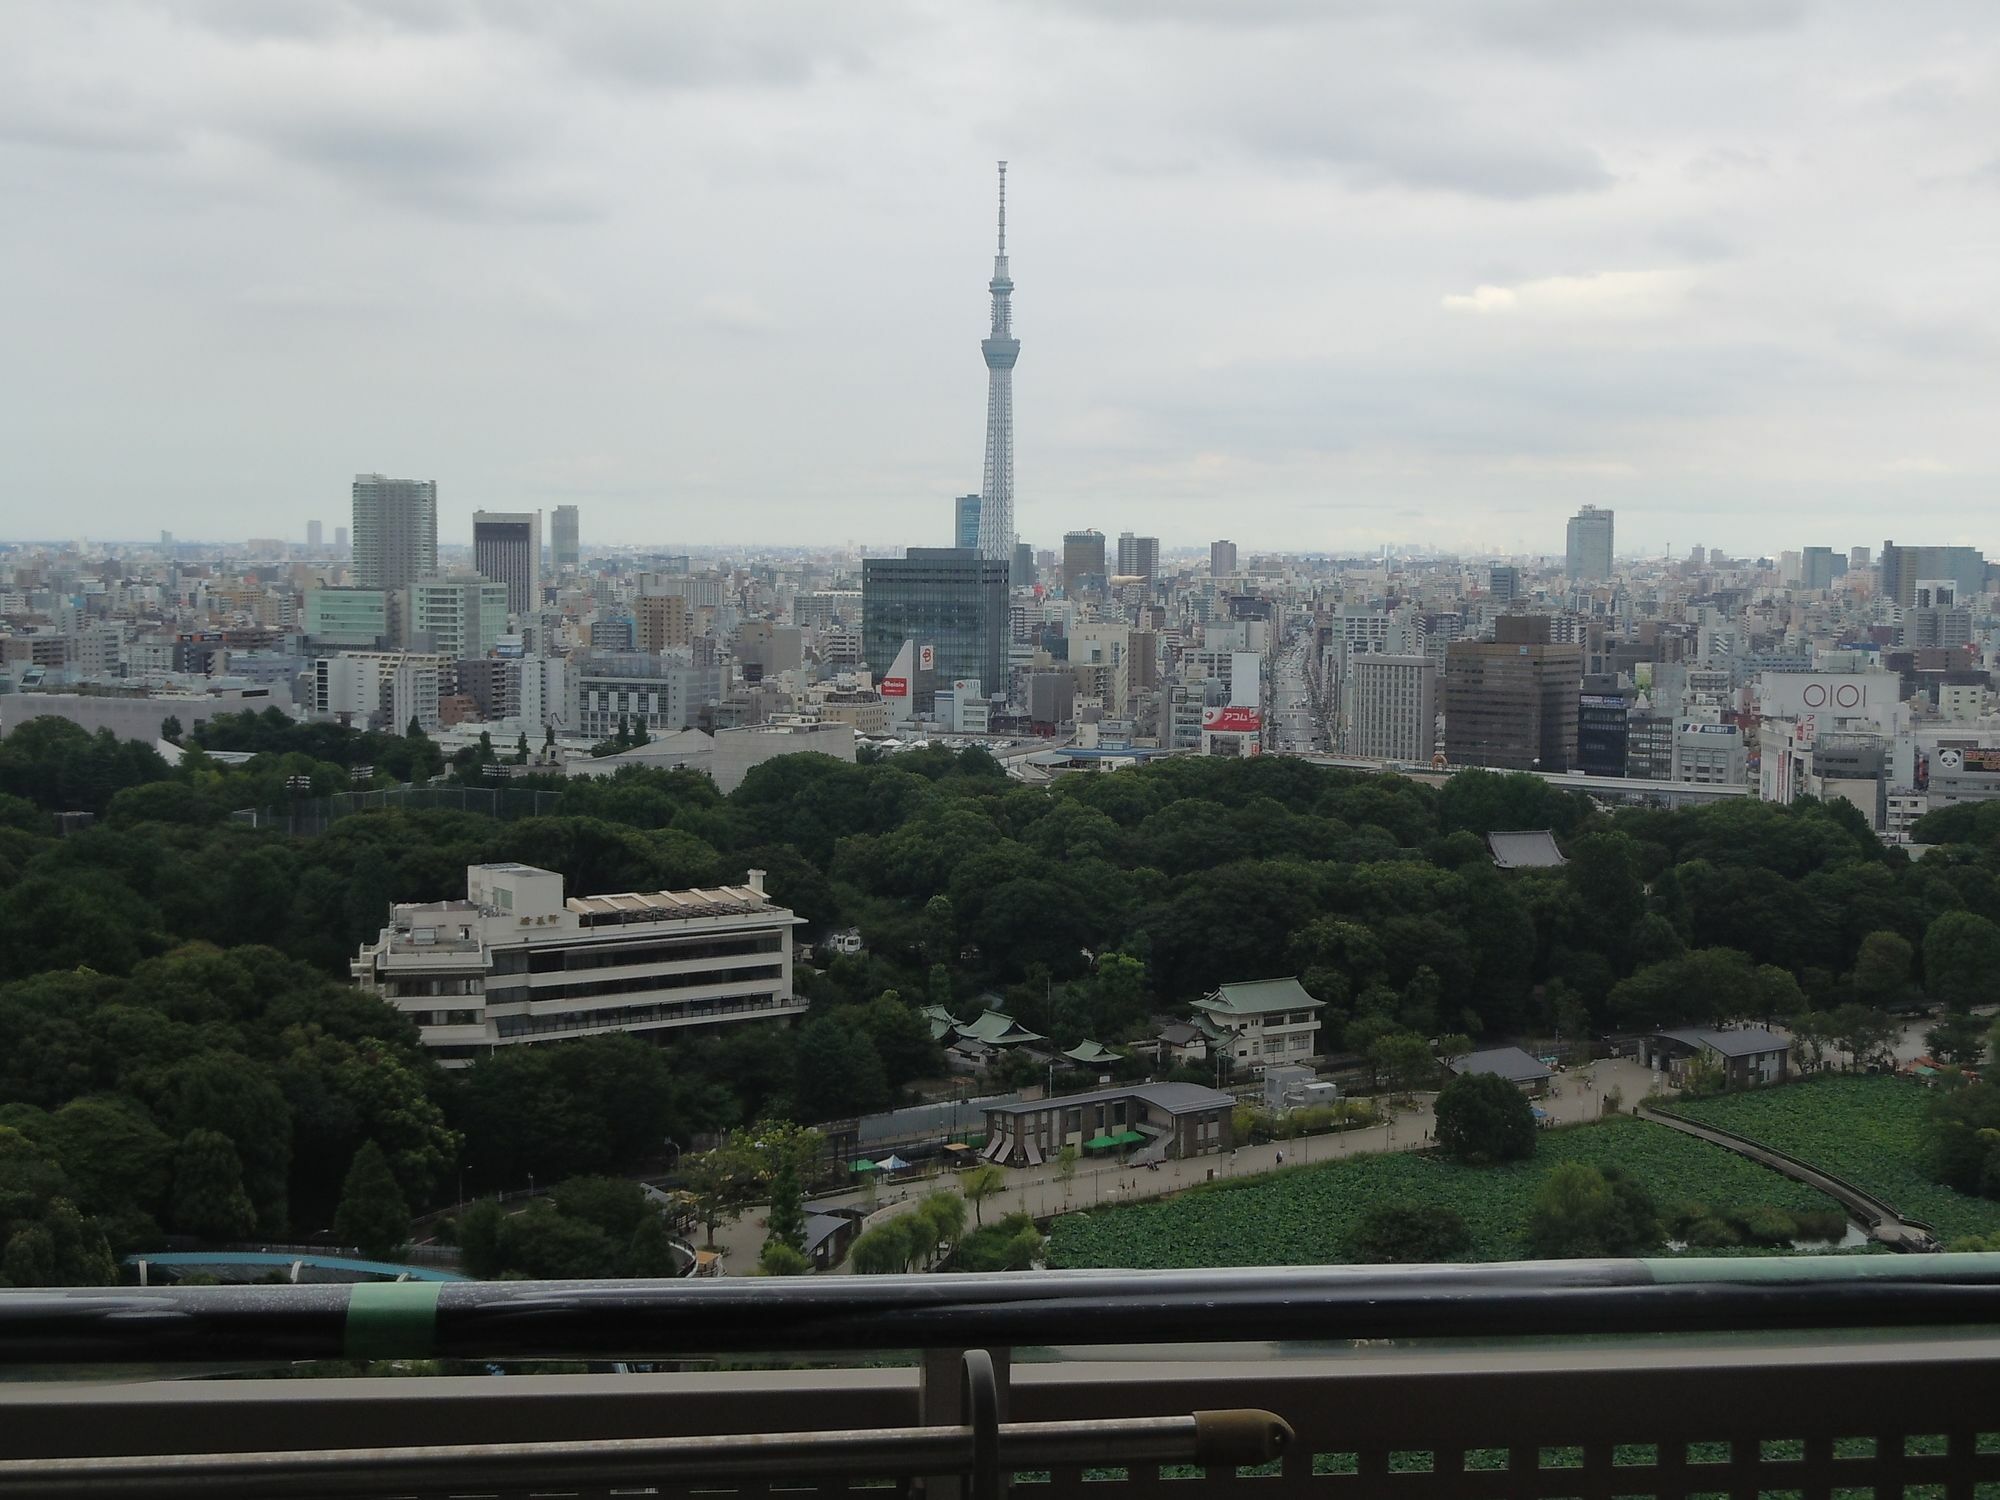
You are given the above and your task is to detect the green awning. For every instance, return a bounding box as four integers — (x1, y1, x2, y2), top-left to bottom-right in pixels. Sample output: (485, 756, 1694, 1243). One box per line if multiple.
(849, 1159, 880, 1172)
(1083, 1134, 1120, 1150)
(1110, 1130, 1145, 1145)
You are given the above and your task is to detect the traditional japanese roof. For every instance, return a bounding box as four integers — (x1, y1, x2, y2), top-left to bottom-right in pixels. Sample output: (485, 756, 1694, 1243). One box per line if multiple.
(1062, 1039, 1121, 1065)
(1192, 977, 1321, 1018)
(918, 1005, 961, 1042)
(958, 1010, 1046, 1046)
(1447, 1045, 1552, 1084)
(1486, 830, 1568, 870)
(1657, 1026, 1789, 1058)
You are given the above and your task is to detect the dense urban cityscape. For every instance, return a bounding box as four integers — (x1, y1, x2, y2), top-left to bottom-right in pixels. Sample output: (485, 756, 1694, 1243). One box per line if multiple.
(4, 1, 2000, 1485)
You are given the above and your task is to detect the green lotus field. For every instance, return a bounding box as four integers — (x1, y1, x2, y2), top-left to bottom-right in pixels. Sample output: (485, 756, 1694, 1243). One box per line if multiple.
(1668, 1074, 2000, 1243)
(1045, 1115, 1842, 1269)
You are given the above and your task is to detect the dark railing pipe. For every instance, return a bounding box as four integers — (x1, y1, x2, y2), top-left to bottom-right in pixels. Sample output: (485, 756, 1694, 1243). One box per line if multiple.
(3, 1256, 1999, 1366)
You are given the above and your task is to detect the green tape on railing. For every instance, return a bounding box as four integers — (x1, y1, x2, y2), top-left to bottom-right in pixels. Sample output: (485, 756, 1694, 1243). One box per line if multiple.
(1643, 1253, 2000, 1284)
(344, 1282, 443, 1360)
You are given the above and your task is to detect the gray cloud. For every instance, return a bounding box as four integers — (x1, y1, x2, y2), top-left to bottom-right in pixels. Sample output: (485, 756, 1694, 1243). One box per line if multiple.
(0, 0, 1996, 555)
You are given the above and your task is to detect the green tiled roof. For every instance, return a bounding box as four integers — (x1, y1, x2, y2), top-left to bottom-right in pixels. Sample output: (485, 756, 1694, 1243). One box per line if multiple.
(1192, 977, 1321, 1017)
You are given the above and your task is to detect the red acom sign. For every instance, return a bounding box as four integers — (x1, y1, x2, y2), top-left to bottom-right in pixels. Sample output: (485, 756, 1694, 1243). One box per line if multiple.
(880, 677, 908, 698)
(1201, 706, 1262, 733)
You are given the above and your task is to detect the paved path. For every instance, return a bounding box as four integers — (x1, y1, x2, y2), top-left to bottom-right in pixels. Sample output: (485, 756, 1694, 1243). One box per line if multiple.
(707, 1057, 1658, 1273)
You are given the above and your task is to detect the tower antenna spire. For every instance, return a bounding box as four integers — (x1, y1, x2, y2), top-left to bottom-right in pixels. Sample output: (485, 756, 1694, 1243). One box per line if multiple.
(975, 161, 1020, 564)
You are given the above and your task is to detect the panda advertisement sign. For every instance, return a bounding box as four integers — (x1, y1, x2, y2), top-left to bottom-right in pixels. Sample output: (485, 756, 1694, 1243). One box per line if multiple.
(1756, 671, 1900, 725)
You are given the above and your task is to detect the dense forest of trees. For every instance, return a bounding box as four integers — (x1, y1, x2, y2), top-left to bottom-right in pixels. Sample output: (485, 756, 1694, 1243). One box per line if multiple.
(3, 708, 2000, 1282)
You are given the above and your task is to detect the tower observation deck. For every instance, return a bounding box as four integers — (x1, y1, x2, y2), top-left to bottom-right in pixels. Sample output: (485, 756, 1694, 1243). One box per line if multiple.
(975, 162, 1019, 563)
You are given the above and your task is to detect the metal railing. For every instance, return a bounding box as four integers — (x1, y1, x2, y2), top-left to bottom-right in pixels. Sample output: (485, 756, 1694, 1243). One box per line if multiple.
(4, 1257, 2000, 1498)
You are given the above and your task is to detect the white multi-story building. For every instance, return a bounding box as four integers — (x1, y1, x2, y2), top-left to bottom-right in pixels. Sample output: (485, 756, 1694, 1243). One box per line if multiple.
(407, 576, 510, 660)
(352, 863, 807, 1066)
(1191, 977, 1325, 1071)
(312, 651, 447, 732)
(1340, 653, 1436, 762)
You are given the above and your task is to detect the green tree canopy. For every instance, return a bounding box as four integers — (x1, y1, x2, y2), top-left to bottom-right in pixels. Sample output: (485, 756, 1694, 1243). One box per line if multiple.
(1433, 1072, 1537, 1165)
(332, 1140, 410, 1260)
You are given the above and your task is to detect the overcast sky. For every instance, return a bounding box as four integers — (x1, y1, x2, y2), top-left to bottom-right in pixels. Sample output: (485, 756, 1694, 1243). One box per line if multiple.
(2, 0, 1996, 558)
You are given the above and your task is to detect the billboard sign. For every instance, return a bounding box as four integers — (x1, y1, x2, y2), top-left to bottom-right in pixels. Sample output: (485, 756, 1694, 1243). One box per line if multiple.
(1936, 747, 2000, 775)
(1756, 671, 1899, 724)
(1202, 706, 1263, 734)
(881, 677, 908, 698)
(919, 644, 936, 672)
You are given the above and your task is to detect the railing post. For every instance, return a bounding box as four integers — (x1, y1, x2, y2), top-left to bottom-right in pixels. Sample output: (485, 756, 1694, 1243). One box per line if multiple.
(918, 1346, 1010, 1500)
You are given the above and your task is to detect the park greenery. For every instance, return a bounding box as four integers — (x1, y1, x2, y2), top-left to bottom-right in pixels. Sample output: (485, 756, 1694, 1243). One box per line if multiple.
(1433, 1072, 1537, 1165)
(1046, 1117, 1847, 1269)
(4, 707, 2000, 1282)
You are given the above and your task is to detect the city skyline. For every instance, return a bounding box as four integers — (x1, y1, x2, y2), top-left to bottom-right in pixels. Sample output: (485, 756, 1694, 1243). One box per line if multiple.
(2, 3, 1997, 555)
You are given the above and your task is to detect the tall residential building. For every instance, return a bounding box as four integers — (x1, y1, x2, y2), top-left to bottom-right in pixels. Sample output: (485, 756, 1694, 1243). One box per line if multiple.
(1062, 529, 1106, 592)
(1801, 546, 1847, 590)
(1116, 532, 1160, 580)
(306, 519, 323, 549)
(974, 163, 1019, 562)
(1340, 653, 1436, 762)
(1210, 540, 1237, 578)
(351, 474, 437, 592)
(861, 548, 1009, 710)
(551, 505, 580, 573)
(1880, 540, 1986, 608)
(472, 510, 542, 614)
(335, 525, 349, 551)
(408, 575, 510, 660)
(1442, 616, 1584, 772)
(954, 494, 983, 551)
(1565, 506, 1614, 582)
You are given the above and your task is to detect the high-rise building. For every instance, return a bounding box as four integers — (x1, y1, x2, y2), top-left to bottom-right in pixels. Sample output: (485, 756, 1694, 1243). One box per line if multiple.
(1489, 565, 1520, 603)
(1011, 541, 1034, 588)
(861, 548, 1009, 711)
(551, 505, 580, 573)
(1062, 530, 1106, 593)
(1576, 691, 1630, 777)
(1117, 532, 1160, 580)
(472, 511, 542, 615)
(1443, 616, 1583, 772)
(352, 474, 437, 592)
(974, 163, 1019, 563)
(1880, 540, 1986, 609)
(336, 525, 350, 551)
(304, 587, 389, 648)
(306, 519, 323, 549)
(1340, 654, 1436, 763)
(1801, 546, 1847, 590)
(1849, 545, 1871, 572)
(1210, 540, 1237, 579)
(1565, 506, 1614, 582)
(954, 494, 983, 551)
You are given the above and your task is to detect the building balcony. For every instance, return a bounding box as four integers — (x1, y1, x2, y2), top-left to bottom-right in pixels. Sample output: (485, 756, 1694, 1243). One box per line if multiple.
(2, 1259, 1998, 1497)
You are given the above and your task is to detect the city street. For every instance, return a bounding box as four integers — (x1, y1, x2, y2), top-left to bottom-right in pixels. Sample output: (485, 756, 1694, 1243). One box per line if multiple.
(708, 1057, 1658, 1272)
(1271, 637, 1321, 754)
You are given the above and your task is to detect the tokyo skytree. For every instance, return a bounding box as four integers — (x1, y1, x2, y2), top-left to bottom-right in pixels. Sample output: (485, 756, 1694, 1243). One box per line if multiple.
(975, 161, 1019, 562)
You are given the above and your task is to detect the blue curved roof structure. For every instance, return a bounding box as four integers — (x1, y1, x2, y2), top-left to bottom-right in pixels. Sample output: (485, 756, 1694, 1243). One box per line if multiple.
(125, 1251, 467, 1282)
